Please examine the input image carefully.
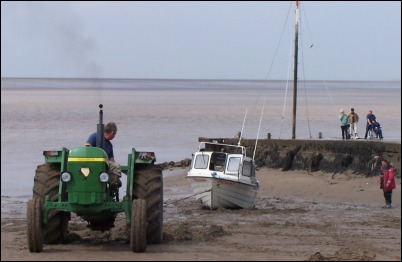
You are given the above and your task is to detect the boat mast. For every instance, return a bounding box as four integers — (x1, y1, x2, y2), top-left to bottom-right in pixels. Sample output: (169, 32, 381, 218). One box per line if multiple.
(292, 0, 299, 139)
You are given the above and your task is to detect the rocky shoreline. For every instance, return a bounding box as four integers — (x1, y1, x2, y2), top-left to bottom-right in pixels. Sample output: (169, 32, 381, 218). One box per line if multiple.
(158, 138, 401, 178)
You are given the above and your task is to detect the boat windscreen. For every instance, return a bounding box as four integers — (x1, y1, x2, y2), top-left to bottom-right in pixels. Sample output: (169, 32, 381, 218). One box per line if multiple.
(194, 154, 209, 169)
(227, 157, 241, 172)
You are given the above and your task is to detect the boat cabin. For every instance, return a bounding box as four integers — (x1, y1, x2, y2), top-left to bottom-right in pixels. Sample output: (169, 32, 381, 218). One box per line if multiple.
(190, 143, 257, 185)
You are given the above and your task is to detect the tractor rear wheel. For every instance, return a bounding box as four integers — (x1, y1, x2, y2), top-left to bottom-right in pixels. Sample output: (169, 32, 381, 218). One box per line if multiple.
(27, 198, 44, 253)
(133, 165, 163, 244)
(130, 199, 147, 252)
(33, 163, 69, 244)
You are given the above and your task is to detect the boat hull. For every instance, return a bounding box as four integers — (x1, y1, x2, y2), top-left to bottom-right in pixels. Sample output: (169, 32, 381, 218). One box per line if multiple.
(186, 176, 259, 209)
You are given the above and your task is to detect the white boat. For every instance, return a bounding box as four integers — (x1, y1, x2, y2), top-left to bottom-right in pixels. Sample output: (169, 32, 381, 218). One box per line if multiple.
(186, 141, 259, 209)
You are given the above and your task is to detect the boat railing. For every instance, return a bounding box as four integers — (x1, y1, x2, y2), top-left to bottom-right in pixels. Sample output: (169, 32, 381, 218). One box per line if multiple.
(198, 141, 246, 157)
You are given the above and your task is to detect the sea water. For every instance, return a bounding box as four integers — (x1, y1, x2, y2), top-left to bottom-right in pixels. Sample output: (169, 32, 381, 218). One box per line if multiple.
(1, 78, 401, 218)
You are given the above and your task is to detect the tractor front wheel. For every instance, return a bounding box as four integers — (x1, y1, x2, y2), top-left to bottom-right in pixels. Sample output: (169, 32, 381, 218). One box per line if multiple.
(133, 165, 163, 244)
(27, 198, 44, 253)
(33, 163, 69, 244)
(130, 199, 147, 252)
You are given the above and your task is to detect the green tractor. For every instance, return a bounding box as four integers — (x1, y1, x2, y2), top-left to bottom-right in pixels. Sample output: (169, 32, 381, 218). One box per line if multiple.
(26, 104, 163, 253)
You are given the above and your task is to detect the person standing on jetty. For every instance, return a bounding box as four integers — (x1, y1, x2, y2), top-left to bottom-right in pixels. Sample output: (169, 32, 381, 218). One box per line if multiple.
(364, 109, 376, 139)
(338, 109, 349, 140)
(378, 159, 396, 208)
(347, 108, 359, 139)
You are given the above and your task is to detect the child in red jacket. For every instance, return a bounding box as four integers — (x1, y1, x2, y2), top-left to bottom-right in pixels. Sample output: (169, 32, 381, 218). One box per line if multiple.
(378, 159, 396, 208)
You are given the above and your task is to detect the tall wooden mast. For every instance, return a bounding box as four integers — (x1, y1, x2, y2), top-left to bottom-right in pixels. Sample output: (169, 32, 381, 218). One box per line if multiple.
(291, 0, 299, 139)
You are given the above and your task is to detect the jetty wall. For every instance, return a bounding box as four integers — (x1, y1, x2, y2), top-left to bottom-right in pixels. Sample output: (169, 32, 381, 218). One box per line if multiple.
(198, 137, 401, 178)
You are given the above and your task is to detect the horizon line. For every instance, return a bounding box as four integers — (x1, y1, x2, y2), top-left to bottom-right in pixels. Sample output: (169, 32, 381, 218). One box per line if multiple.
(1, 76, 400, 82)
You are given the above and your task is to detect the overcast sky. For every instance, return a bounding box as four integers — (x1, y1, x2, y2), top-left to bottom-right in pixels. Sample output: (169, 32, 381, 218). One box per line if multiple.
(1, 1, 401, 81)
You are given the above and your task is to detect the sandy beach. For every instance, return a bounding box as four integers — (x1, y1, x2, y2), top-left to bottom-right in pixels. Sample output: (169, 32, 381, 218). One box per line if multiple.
(1, 167, 401, 261)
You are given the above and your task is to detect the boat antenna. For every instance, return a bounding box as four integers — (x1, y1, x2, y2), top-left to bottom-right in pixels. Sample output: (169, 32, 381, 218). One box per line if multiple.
(252, 102, 265, 161)
(238, 108, 248, 146)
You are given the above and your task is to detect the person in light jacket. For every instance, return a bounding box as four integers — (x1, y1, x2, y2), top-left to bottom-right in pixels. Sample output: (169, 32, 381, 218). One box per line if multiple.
(338, 109, 349, 140)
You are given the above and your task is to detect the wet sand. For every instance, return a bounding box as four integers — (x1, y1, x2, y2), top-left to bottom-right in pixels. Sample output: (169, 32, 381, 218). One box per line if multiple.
(2, 167, 400, 261)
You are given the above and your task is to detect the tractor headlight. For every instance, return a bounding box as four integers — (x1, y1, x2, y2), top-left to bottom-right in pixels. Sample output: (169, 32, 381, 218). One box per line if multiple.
(99, 172, 109, 183)
(61, 172, 71, 182)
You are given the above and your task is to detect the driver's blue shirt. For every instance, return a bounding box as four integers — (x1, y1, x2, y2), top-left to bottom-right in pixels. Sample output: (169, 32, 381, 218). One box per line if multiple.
(86, 132, 114, 159)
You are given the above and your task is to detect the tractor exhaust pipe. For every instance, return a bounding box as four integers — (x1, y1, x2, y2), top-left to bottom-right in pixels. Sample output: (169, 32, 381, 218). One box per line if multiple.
(96, 104, 105, 150)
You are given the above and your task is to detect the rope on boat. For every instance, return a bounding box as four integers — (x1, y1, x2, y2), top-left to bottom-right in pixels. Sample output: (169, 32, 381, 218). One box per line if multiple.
(323, 80, 338, 115)
(264, 1, 293, 80)
(238, 108, 248, 146)
(279, 39, 293, 139)
(163, 189, 211, 207)
(299, 17, 313, 139)
(253, 102, 265, 161)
